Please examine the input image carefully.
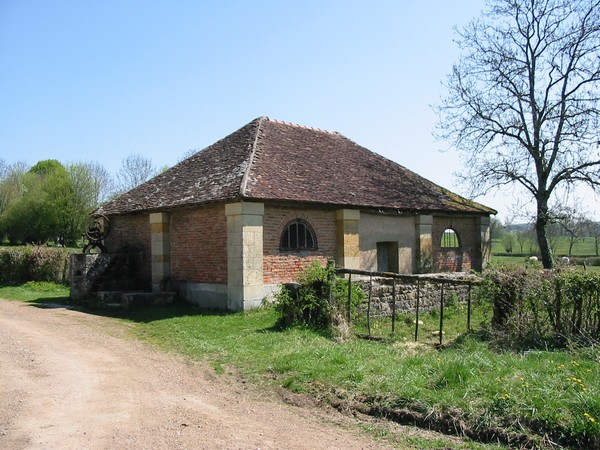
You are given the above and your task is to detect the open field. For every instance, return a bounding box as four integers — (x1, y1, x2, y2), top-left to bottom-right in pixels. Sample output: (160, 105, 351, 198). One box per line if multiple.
(491, 235, 600, 271)
(492, 236, 599, 257)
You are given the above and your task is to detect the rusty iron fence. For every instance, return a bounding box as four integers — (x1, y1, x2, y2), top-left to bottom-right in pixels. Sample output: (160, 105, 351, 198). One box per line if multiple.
(335, 267, 482, 346)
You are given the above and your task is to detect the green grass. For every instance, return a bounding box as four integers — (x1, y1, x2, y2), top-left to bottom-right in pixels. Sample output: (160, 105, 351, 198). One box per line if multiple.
(122, 303, 598, 449)
(1, 283, 598, 448)
(492, 235, 599, 257)
(0, 281, 70, 302)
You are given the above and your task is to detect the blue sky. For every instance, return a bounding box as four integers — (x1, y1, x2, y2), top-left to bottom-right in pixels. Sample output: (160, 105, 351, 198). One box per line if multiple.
(1, 1, 597, 221)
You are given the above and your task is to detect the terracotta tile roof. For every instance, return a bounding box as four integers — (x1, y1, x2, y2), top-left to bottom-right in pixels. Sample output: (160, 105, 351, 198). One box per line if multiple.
(96, 117, 496, 216)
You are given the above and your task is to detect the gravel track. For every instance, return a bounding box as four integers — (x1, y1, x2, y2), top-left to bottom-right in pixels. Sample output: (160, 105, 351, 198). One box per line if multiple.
(0, 299, 392, 450)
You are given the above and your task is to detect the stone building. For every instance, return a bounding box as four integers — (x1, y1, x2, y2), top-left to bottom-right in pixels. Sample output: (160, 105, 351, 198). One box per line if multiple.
(94, 117, 496, 310)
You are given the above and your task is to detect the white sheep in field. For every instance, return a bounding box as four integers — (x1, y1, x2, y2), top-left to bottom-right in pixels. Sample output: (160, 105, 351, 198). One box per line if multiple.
(528, 256, 538, 262)
(560, 256, 570, 265)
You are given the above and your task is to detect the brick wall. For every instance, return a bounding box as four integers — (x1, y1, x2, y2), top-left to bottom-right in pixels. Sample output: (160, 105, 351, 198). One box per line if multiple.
(263, 206, 336, 284)
(104, 214, 152, 288)
(170, 204, 227, 284)
(432, 216, 478, 272)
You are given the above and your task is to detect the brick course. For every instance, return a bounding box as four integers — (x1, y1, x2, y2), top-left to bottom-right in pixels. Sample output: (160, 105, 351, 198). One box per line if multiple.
(170, 204, 227, 284)
(432, 216, 478, 272)
(263, 206, 336, 284)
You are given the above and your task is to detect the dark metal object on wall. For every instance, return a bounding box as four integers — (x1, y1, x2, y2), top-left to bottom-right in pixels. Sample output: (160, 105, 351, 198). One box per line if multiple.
(82, 215, 110, 254)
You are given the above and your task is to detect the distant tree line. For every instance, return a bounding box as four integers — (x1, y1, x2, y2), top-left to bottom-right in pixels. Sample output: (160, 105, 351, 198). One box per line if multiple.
(0, 154, 162, 246)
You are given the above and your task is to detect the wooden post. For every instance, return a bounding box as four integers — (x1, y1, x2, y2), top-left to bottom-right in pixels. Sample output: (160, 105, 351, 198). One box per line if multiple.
(439, 282, 445, 346)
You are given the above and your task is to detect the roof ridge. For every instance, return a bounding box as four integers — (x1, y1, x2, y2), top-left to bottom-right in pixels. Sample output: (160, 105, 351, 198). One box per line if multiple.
(267, 117, 340, 136)
(239, 117, 265, 196)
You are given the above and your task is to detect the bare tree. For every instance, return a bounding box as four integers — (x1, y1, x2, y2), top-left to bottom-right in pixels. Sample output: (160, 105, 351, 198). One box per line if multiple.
(436, 0, 600, 268)
(552, 205, 588, 256)
(68, 161, 113, 209)
(115, 154, 156, 194)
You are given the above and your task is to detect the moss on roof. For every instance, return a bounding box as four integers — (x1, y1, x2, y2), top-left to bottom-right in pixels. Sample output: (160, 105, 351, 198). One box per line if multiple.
(96, 117, 496, 216)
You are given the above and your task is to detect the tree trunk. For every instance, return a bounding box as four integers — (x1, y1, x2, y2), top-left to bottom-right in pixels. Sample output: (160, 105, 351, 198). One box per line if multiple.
(536, 200, 553, 269)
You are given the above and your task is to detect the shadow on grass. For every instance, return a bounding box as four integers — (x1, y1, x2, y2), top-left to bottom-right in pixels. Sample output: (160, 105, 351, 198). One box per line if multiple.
(85, 300, 239, 324)
(21, 294, 236, 324)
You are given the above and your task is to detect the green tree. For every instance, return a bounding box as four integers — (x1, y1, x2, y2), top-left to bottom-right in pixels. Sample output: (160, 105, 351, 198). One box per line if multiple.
(501, 231, 516, 253)
(0, 160, 27, 216)
(29, 159, 63, 176)
(436, 0, 600, 268)
(1, 172, 54, 244)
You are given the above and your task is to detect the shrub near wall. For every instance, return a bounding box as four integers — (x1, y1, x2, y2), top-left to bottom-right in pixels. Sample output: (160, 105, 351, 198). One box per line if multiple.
(0, 246, 72, 284)
(480, 267, 600, 348)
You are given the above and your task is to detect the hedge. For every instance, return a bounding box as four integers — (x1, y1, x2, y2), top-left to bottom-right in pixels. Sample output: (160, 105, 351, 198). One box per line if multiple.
(0, 246, 72, 284)
(480, 267, 600, 348)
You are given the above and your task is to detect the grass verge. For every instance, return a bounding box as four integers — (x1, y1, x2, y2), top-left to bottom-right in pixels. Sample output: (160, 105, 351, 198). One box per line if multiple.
(123, 303, 598, 449)
(1, 284, 598, 449)
(0, 281, 70, 303)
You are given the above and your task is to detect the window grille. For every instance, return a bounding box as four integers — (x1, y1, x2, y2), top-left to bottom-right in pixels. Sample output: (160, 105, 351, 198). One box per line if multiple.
(441, 228, 460, 248)
(280, 219, 317, 250)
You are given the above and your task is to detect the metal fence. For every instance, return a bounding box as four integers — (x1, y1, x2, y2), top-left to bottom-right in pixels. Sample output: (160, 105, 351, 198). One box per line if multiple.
(335, 268, 482, 345)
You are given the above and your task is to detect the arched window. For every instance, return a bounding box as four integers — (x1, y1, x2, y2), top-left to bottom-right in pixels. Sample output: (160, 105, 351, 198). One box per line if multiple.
(280, 219, 317, 251)
(441, 228, 460, 248)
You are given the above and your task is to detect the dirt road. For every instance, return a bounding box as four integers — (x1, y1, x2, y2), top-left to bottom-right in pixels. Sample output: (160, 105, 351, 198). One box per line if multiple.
(0, 299, 392, 450)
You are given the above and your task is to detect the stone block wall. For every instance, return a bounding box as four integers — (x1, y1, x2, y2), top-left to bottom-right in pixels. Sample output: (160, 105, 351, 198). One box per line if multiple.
(70, 252, 147, 302)
(354, 273, 477, 316)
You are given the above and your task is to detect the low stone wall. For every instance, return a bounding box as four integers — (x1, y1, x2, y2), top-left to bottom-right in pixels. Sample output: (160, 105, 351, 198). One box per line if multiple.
(70, 253, 112, 303)
(353, 273, 479, 316)
(70, 251, 148, 303)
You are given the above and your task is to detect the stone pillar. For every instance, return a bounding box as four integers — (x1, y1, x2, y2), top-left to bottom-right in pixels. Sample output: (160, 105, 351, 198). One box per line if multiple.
(150, 212, 170, 293)
(478, 216, 492, 271)
(336, 209, 360, 269)
(415, 215, 433, 272)
(225, 202, 264, 311)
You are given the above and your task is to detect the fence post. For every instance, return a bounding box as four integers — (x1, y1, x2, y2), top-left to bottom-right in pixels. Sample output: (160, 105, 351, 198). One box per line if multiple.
(328, 259, 335, 307)
(467, 284, 472, 332)
(367, 275, 373, 337)
(439, 282, 445, 346)
(415, 280, 420, 342)
(391, 278, 397, 334)
(347, 272, 352, 322)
